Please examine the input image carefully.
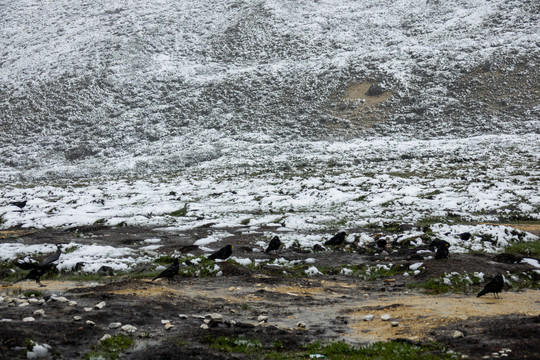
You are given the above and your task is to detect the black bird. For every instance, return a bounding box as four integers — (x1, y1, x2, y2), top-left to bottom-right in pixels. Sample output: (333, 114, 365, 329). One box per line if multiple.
(477, 273, 504, 299)
(459, 232, 472, 241)
(207, 245, 233, 260)
(152, 258, 179, 281)
(429, 239, 450, 251)
(265, 236, 281, 253)
(376, 239, 387, 249)
(13, 247, 62, 287)
(324, 232, 347, 246)
(9, 200, 27, 209)
(434, 243, 449, 259)
(41, 245, 62, 267)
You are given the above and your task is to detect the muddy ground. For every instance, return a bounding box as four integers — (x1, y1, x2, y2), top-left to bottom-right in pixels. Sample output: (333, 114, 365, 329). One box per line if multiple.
(1, 225, 539, 359)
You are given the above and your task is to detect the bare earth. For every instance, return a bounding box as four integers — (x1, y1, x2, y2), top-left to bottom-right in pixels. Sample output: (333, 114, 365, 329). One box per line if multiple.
(1, 226, 539, 359)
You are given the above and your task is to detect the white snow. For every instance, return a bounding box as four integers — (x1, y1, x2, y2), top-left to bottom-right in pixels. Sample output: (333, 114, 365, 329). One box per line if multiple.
(305, 266, 323, 276)
(522, 258, 540, 269)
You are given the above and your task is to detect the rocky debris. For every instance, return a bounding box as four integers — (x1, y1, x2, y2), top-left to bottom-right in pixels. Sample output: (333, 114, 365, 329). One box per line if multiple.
(23, 317, 35, 322)
(257, 315, 269, 324)
(108, 322, 122, 329)
(18, 301, 30, 307)
(33, 309, 45, 316)
(73, 316, 82, 321)
(297, 322, 307, 329)
(363, 314, 374, 321)
(164, 322, 174, 330)
(94, 301, 106, 310)
(51, 296, 69, 303)
(200, 324, 209, 330)
(453, 330, 464, 339)
(178, 314, 188, 319)
(391, 321, 399, 327)
(84, 307, 93, 312)
(121, 325, 137, 333)
(86, 320, 96, 326)
(68, 300, 77, 306)
(381, 314, 391, 321)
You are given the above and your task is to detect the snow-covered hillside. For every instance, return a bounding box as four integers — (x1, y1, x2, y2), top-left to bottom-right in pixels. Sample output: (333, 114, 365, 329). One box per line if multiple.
(0, 0, 539, 229)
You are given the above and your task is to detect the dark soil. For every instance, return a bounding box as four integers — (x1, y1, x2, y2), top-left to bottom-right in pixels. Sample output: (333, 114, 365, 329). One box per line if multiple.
(1, 226, 539, 359)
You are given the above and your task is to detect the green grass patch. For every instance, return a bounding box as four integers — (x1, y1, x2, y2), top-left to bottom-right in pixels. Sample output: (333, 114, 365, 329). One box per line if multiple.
(202, 335, 262, 354)
(23, 290, 43, 298)
(505, 239, 540, 257)
(154, 255, 176, 265)
(301, 340, 456, 360)
(408, 271, 540, 294)
(359, 264, 408, 281)
(202, 338, 457, 359)
(85, 334, 134, 360)
(168, 204, 189, 217)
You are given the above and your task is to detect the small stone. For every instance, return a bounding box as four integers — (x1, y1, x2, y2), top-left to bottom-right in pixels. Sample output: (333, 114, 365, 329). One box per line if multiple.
(500, 355, 508, 358)
(94, 301, 106, 310)
(0, 319, 12, 322)
(461, 355, 469, 359)
(37, 299, 46, 305)
(0, 296, 4, 303)
(33, 309, 45, 316)
(381, 314, 391, 321)
(229, 320, 236, 326)
(28, 298, 39, 304)
(86, 320, 96, 326)
(164, 323, 174, 330)
(297, 322, 306, 329)
(121, 325, 137, 333)
(200, 324, 209, 330)
(192, 315, 205, 319)
(53, 296, 69, 303)
(178, 314, 188, 319)
(391, 321, 399, 327)
(453, 330, 464, 339)
(23, 317, 35, 322)
(100, 334, 112, 341)
(203, 319, 211, 324)
(206, 313, 223, 323)
(492, 353, 500, 357)
(18, 301, 30, 307)
(161, 319, 171, 324)
(257, 315, 268, 323)
(73, 316, 82, 321)
(108, 322, 122, 329)
(363, 294, 369, 298)
(68, 301, 77, 306)
(8, 302, 15, 307)
(363, 314, 374, 321)
(84, 307, 93, 312)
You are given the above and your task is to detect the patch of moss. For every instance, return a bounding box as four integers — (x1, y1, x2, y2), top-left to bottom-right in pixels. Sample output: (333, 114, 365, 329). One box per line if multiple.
(85, 334, 134, 360)
(201, 335, 262, 354)
(505, 239, 540, 257)
(168, 204, 189, 217)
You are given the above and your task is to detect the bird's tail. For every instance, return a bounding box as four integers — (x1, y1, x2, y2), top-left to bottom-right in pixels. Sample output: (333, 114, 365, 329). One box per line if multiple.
(477, 289, 487, 298)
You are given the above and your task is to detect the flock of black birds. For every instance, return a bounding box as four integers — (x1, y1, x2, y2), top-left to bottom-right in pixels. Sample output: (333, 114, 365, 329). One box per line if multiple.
(9, 230, 505, 298)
